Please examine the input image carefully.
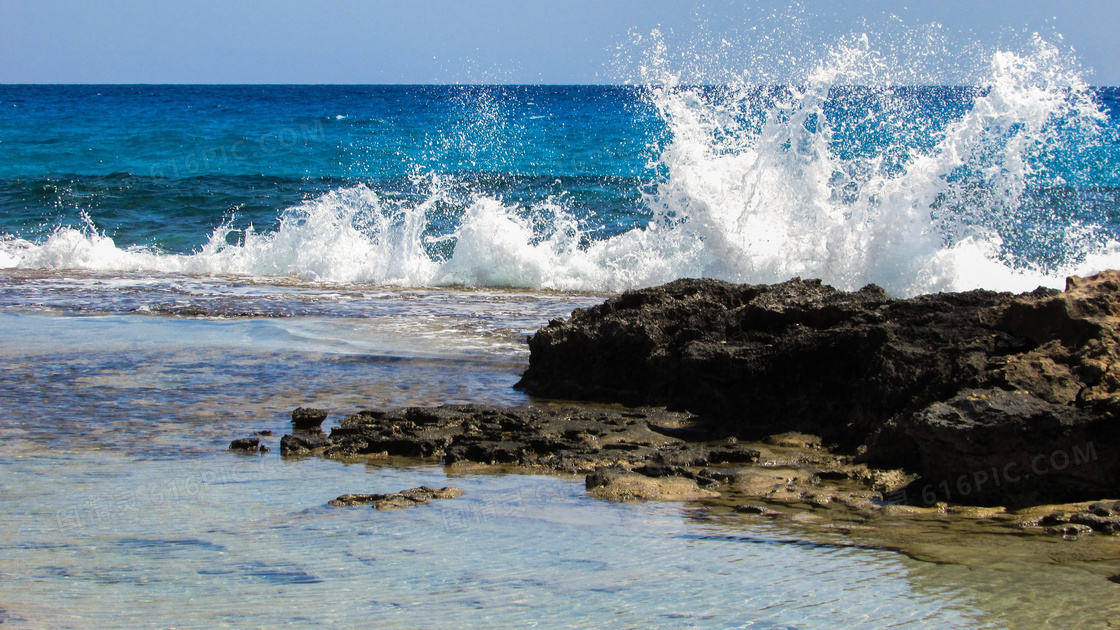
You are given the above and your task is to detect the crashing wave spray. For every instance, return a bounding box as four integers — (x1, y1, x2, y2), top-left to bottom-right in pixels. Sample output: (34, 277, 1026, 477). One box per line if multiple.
(3, 24, 1118, 296)
(621, 27, 1119, 295)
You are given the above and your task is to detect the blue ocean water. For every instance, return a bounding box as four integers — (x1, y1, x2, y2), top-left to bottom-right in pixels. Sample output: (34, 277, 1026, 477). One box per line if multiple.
(0, 85, 659, 261)
(2, 30, 1120, 628)
(2, 67, 1118, 295)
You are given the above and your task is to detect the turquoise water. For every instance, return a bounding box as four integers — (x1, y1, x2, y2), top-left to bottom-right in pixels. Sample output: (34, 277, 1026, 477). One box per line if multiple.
(2, 309, 1118, 628)
(3, 27, 1120, 628)
(0, 310, 1056, 629)
(1, 79, 1118, 294)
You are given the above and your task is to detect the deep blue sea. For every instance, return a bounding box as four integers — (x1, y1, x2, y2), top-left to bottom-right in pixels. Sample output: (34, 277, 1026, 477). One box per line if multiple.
(2, 78, 1118, 295)
(2, 33, 1120, 628)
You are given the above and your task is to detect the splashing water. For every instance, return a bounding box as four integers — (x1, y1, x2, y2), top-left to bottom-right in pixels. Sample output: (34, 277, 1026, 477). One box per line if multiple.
(2, 30, 1118, 296)
(626, 29, 1119, 295)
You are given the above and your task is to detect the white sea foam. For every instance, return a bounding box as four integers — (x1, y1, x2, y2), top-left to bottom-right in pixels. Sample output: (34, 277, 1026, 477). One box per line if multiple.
(2, 31, 1117, 297)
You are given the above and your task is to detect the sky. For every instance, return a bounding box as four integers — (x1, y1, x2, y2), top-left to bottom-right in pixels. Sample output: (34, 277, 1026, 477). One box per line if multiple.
(1, 0, 1118, 85)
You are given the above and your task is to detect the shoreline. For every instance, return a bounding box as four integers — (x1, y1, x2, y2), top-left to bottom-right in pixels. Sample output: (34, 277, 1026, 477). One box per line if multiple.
(266, 272, 1120, 581)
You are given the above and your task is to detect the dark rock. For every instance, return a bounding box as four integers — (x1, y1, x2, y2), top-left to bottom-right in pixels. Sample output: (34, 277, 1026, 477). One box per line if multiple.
(1069, 511, 1120, 534)
(229, 437, 260, 451)
(734, 503, 778, 516)
(902, 388, 1110, 506)
(284, 404, 763, 474)
(1089, 500, 1120, 517)
(1039, 512, 1072, 526)
(280, 432, 330, 455)
(328, 486, 464, 510)
(258, 430, 273, 436)
(259, 445, 270, 453)
(292, 407, 328, 431)
(517, 273, 1120, 506)
(518, 277, 1018, 459)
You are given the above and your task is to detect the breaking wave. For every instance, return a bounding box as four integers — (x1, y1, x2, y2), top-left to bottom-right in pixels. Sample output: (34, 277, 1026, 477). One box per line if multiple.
(3, 27, 1119, 297)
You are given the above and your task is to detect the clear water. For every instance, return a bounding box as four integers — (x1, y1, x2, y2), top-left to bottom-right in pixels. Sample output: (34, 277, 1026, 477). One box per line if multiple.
(2, 308, 1119, 628)
(2, 21, 1120, 629)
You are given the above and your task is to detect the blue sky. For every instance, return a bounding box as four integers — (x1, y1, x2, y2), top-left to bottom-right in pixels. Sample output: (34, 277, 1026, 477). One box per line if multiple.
(2, 0, 1118, 85)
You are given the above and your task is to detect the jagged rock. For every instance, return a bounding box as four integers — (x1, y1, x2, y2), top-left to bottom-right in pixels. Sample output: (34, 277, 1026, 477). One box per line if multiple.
(734, 503, 780, 516)
(288, 404, 761, 474)
(518, 277, 1022, 459)
(280, 432, 330, 455)
(1045, 523, 1094, 538)
(902, 388, 1109, 506)
(229, 437, 260, 451)
(292, 407, 328, 431)
(1069, 512, 1120, 534)
(329, 486, 464, 510)
(1089, 500, 1120, 516)
(516, 273, 1120, 506)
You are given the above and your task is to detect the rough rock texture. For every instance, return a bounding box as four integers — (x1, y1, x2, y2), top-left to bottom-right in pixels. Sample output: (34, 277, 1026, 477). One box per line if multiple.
(518, 273, 1120, 506)
(329, 486, 464, 510)
(291, 407, 328, 431)
(229, 437, 260, 451)
(280, 432, 330, 454)
(279, 402, 918, 512)
(282, 404, 761, 474)
(585, 467, 720, 502)
(519, 277, 1021, 455)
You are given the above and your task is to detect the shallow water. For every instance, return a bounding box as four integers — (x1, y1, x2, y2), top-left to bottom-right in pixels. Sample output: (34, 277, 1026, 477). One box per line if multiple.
(4, 41, 1120, 623)
(0, 279, 1117, 629)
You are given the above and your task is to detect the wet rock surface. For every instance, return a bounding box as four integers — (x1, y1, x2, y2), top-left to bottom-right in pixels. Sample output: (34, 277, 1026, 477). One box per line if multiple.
(283, 404, 762, 473)
(585, 466, 721, 502)
(229, 437, 260, 451)
(329, 486, 464, 510)
(291, 407, 328, 431)
(518, 273, 1120, 506)
(279, 402, 923, 518)
(280, 432, 330, 454)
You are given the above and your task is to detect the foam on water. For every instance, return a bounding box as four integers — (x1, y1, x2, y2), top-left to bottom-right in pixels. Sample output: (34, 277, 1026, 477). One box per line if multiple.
(628, 30, 1120, 295)
(2, 30, 1118, 296)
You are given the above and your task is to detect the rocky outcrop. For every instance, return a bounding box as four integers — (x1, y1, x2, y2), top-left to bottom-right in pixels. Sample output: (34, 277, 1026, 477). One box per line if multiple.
(282, 404, 761, 474)
(229, 437, 261, 451)
(291, 407, 328, 431)
(518, 272, 1120, 506)
(280, 432, 330, 454)
(518, 277, 1024, 455)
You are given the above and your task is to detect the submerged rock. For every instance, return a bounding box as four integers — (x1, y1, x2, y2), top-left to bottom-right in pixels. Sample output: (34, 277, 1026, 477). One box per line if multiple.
(229, 437, 260, 451)
(585, 467, 719, 502)
(517, 272, 1120, 506)
(329, 486, 464, 510)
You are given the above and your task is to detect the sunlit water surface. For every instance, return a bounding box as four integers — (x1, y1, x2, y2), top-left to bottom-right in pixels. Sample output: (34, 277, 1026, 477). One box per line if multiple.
(0, 277, 1117, 628)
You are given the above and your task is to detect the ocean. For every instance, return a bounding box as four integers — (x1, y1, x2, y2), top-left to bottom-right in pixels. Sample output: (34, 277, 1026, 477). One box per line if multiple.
(2, 32, 1120, 628)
